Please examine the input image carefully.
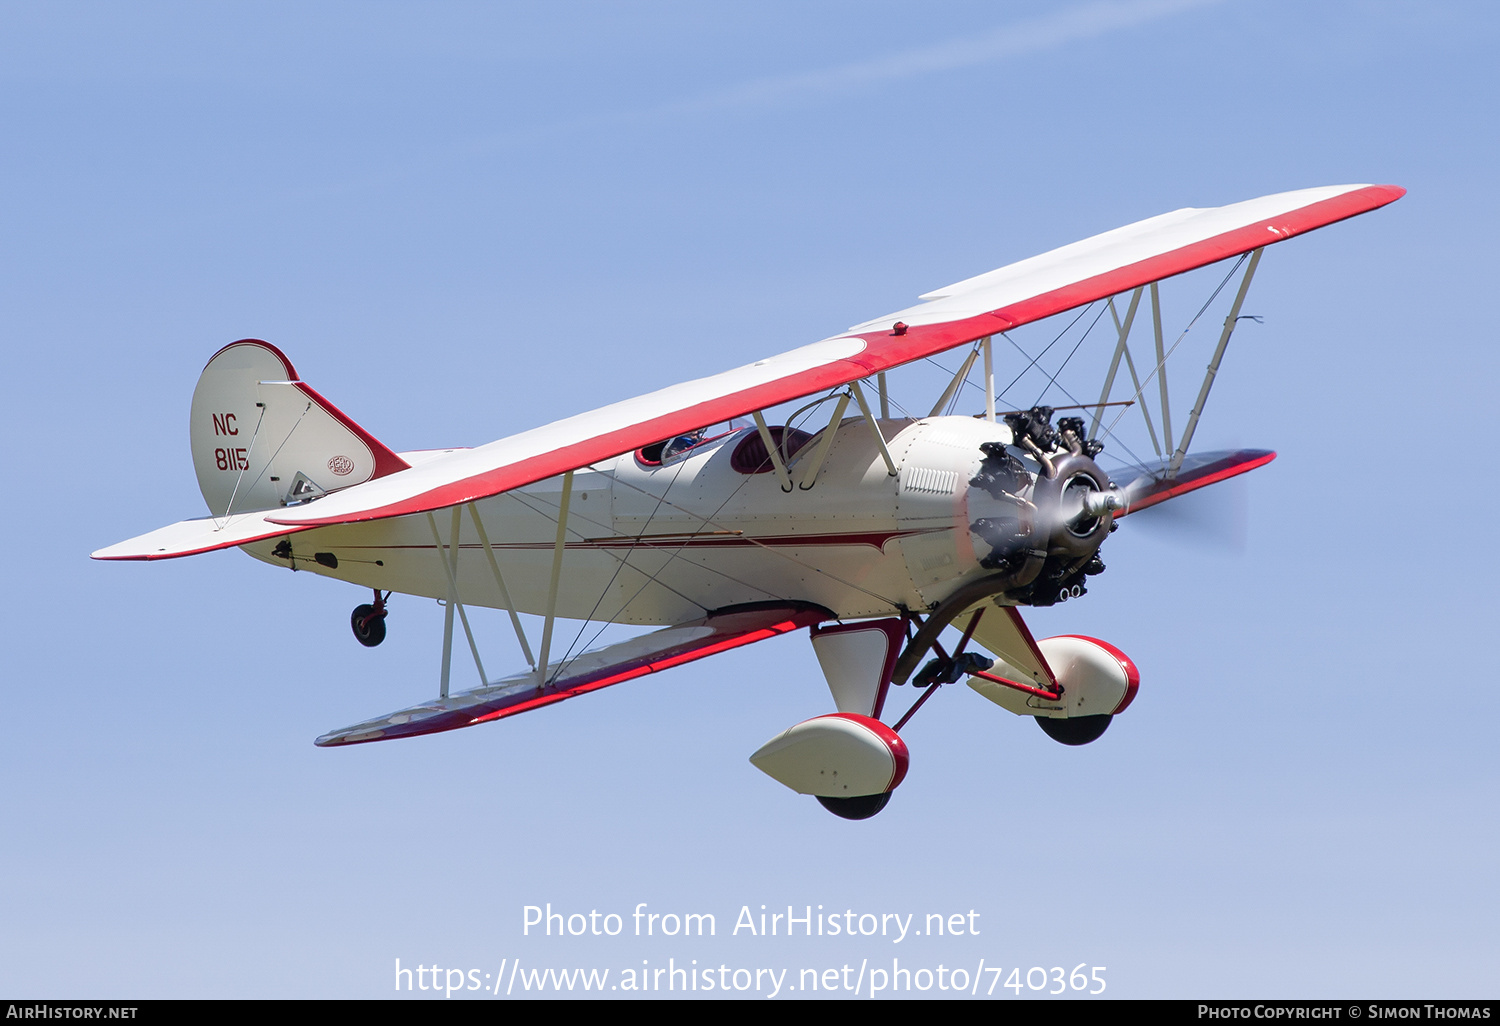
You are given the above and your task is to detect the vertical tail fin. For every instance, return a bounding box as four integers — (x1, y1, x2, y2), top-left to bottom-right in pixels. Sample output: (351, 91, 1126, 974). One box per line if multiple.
(189, 340, 409, 517)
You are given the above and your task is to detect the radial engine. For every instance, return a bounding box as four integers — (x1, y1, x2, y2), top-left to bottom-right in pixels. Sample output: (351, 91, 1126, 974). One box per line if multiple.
(966, 407, 1122, 607)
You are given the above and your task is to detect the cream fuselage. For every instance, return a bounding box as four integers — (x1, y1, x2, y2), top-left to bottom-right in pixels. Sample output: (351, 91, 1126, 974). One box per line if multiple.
(242, 415, 1025, 624)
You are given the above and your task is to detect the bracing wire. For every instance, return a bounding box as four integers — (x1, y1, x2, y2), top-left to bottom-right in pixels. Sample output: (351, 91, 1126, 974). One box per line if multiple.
(1099, 253, 1248, 444)
(996, 302, 1096, 401)
(1033, 301, 1110, 407)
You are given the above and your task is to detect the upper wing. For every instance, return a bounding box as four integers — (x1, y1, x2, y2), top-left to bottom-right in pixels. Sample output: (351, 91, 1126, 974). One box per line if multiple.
(247, 184, 1397, 529)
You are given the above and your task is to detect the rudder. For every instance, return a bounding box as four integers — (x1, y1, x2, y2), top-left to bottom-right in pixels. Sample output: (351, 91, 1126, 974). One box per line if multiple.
(189, 340, 409, 517)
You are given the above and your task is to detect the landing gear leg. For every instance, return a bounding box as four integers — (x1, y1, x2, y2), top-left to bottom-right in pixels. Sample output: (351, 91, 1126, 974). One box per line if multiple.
(351, 590, 390, 648)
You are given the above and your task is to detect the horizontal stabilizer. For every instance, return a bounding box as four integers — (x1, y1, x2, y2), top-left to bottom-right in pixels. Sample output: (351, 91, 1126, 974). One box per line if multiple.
(1113, 448, 1276, 516)
(315, 603, 828, 746)
(90, 510, 307, 561)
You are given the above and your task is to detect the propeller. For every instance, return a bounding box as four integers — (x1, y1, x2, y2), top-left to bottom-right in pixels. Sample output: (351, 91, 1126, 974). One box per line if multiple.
(1106, 449, 1273, 551)
(1128, 483, 1247, 549)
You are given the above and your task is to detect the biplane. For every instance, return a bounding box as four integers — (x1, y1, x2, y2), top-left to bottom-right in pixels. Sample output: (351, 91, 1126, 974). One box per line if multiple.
(94, 184, 1403, 818)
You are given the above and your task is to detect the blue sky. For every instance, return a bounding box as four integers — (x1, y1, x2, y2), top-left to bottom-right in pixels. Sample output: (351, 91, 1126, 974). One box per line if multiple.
(2, 0, 1496, 999)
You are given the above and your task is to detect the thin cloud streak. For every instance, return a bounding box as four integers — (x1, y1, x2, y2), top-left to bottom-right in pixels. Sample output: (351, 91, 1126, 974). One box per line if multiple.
(650, 0, 1222, 119)
(206, 0, 1221, 216)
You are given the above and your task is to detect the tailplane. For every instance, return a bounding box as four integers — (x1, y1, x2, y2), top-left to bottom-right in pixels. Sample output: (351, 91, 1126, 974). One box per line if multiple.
(189, 340, 409, 517)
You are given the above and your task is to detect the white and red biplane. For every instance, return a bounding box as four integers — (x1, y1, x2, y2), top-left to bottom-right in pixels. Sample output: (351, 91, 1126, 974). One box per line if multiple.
(95, 184, 1403, 818)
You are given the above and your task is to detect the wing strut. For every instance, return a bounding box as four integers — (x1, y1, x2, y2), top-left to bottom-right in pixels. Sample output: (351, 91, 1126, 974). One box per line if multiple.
(796, 392, 852, 490)
(750, 412, 794, 491)
(982, 336, 996, 423)
(427, 508, 487, 698)
(927, 346, 980, 417)
(1151, 282, 1174, 455)
(849, 381, 898, 476)
(1108, 293, 1164, 457)
(467, 501, 535, 669)
(535, 470, 575, 686)
(1169, 247, 1263, 477)
(1088, 287, 1144, 443)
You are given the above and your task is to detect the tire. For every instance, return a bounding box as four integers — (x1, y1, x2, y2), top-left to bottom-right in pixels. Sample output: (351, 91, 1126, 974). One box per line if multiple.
(816, 792, 892, 820)
(351, 604, 387, 648)
(1036, 714, 1110, 746)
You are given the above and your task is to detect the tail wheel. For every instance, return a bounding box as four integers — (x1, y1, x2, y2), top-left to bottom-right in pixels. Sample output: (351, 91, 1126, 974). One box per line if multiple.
(351, 604, 387, 647)
(1036, 714, 1111, 746)
(816, 792, 892, 820)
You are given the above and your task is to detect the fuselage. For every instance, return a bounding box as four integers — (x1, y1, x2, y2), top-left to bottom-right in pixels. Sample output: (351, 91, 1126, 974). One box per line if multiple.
(241, 415, 1040, 624)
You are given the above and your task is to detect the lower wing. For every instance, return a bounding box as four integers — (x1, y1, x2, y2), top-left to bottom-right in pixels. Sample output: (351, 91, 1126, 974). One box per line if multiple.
(315, 602, 828, 746)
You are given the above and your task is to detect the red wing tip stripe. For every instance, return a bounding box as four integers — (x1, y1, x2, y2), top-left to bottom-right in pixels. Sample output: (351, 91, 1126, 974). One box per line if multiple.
(1355, 184, 1406, 204)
